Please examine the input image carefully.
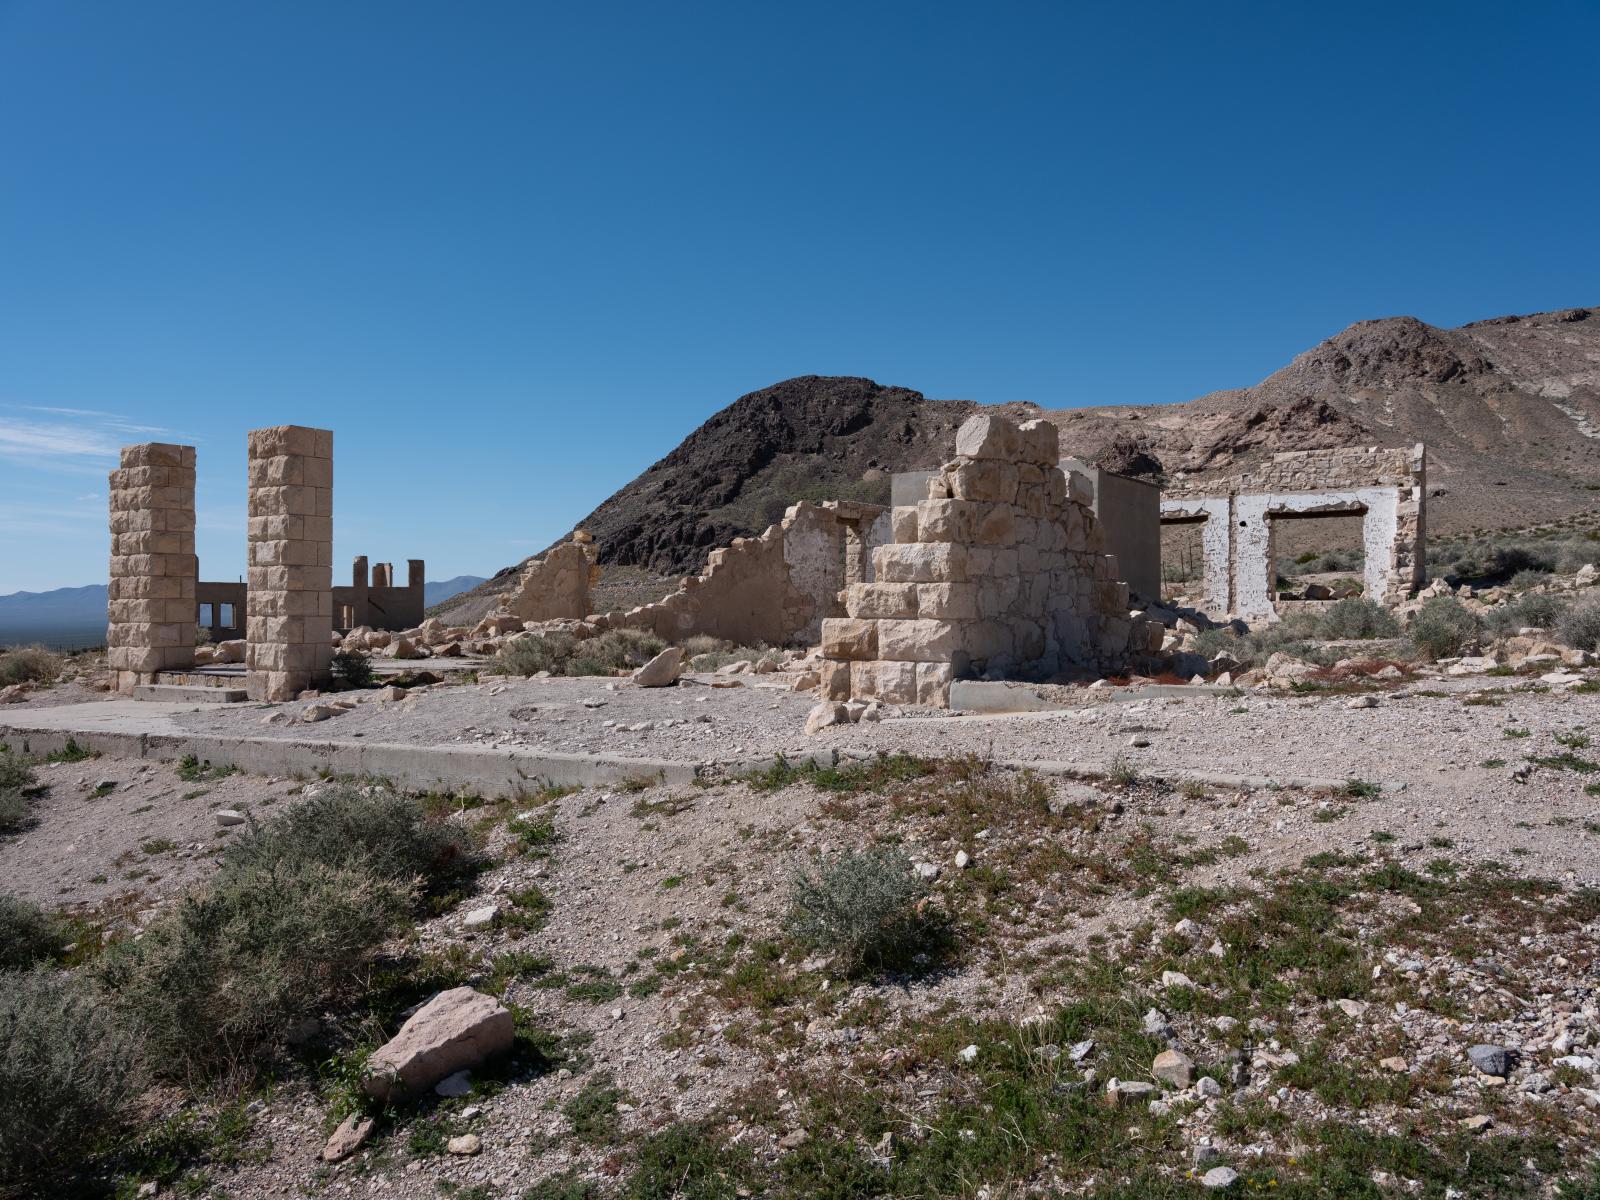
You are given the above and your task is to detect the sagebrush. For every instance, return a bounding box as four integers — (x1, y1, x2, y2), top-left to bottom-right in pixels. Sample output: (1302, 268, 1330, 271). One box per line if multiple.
(0, 645, 61, 687)
(0, 894, 59, 969)
(495, 628, 666, 677)
(786, 847, 932, 974)
(0, 969, 145, 1187)
(99, 858, 414, 1077)
(1557, 595, 1600, 653)
(1407, 596, 1482, 661)
(223, 780, 481, 893)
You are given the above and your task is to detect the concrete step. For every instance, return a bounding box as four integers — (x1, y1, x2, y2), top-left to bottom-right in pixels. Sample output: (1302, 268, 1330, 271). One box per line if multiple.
(132, 684, 249, 704)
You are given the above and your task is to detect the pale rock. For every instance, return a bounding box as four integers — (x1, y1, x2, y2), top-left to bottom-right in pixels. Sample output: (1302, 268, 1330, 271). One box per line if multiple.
(804, 702, 850, 736)
(446, 1134, 481, 1156)
(434, 1070, 472, 1098)
(954, 850, 972, 869)
(321, 1113, 375, 1163)
(1152, 1048, 1194, 1088)
(1201, 1166, 1239, 1190)
(631, 646, 683, 688)
(363, 987, 514, 1099)
(215, 809, 247, 827)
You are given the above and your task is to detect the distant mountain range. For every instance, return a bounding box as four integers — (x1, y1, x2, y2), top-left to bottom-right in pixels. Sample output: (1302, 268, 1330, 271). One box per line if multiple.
(0, 577, 487, 649)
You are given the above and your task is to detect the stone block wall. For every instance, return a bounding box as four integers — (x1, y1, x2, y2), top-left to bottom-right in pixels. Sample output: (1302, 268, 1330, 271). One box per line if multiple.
(598, 501, 891, 647)
(504, 536, 600, 623)
(246, 426, 334, 700)
(819, 415, 1157, 706)
(107, 443, 197, 693)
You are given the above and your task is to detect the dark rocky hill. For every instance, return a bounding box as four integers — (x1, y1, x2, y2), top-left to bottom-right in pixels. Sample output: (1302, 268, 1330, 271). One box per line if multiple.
(440, 305, 1599, 621)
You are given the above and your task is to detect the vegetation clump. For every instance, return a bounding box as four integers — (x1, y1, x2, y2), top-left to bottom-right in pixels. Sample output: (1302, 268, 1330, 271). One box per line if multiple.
(494, 628, 666, 677)
(0, 645, 61, 687)
(1557, 595, 1600, 653)
(0, 748, 41, 833)
(99, 858, 414, 1078)
(786, 847, 933, 975)
(1407, 595, 1482, 661)
(0, 894, 60, 969)
(0, 969, 145, 1190)
(330, 648, 376, 688)
(223, 779, 481, 893)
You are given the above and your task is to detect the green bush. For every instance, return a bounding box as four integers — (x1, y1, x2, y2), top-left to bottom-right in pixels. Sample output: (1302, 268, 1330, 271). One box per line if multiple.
(495, 632, 577, 677)
(223, 780, 481, 895)
(1317, 598, 1400, 640)
(330, 649, 376, 688)
(1407, 596, 1482, 661)
(0, 645, 61, 687)
(0, 895, 60, 969)
(566, 629, 666, 676)
(99, 859, 414, 1077)
(1484, 591, 1571, 636)
(1557, 595, 1600, 653)
(786, 847, 933, 975)
(0, 969, 145, 1188)
(0, 749, 39, 834)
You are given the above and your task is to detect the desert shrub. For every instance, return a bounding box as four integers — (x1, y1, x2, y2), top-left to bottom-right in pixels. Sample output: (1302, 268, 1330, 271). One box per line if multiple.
(0, 895, 60, 969)
(681, 634, 729, 658)
(686, 641, 781, 671)
(1278, 547, 1363, 576)
(1509, 568, 1551, 591)
(0, 749, 39, 834)
(495, 631, 577, 677)
(1317, 598, 1400, 640)
(786, 847, 932, 975)
(330, 649, 375, 688)
(0, 645, 61, 687)
(0, 969, 145, 1188)
(223, 780, 481, 895)
(1407, 596, 1482, 661)
(1557, 595, 1600, 653)
(1484, 591, 1571, 636)
(1191, 627, 1242, 664)
(99, 858, 413, 1077)
(566, 629, 666, 676)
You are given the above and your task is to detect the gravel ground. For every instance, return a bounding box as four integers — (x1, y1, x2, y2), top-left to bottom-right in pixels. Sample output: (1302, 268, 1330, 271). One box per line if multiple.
(9, 665, 1600, 1196)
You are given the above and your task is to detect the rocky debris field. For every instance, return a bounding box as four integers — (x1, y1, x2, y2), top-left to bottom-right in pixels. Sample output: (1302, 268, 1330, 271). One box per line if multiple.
(6, 655, 1600, 1197)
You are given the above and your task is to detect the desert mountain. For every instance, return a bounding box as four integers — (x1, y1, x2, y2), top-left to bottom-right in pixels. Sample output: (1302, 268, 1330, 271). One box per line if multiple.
(445, 305, 1598, 619)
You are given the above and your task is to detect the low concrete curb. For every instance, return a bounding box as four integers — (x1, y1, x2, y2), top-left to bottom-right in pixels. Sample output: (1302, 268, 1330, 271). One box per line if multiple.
(0, 722, 697, 796)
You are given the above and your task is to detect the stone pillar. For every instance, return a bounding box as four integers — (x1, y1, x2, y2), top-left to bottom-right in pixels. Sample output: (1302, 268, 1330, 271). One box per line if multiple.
(107, 443, 197, 694)
(246, 426, 333, 701)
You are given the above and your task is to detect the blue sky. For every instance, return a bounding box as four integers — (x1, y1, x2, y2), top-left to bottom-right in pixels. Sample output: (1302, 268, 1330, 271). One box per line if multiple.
(2, 1, 1596, 592)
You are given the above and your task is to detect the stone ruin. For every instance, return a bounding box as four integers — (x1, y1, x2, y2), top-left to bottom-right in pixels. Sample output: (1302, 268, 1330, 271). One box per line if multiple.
(1161, 445, 1425, 620)
(107, 443, 198, 694)
(491, 500, 893, 649)
(501, 534, 600, 623)
(818, 414, 1162, 706)
(109, 426, 338, 699)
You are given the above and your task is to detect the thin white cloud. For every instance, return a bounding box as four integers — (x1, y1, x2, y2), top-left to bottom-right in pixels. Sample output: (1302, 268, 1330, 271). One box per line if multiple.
(0, 406, 187, 471)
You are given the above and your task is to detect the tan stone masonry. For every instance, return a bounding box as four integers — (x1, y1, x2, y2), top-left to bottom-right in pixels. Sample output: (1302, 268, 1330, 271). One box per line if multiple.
(820, 414, 1159, 706)
(246, 425, 334, 701)
(107, 443, 197, 694)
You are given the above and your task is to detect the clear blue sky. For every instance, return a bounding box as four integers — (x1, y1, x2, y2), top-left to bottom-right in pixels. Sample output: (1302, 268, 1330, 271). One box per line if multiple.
(2, 1, 1596, 593)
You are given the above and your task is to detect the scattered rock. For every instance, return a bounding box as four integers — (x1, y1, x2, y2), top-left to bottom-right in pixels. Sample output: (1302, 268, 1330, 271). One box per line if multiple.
(632, 646, 683, 688)
(363, 987, 515, 1100)
(1379, 1056, 1409, 1074)
(446, 1134, 481, 1156)
(461, 905, 499, 931)
(1152, 1048, 1194, 1088)
(434, 1070, 472, 1098)
(1467, 1043, 1511, 1077)
(1195, 1076, 1223, 1099)
(804, 702, 849, 736)
(215, 809, 247, 827)
(321, 1114, 375, 1162)
(1105, 1079, 1159, 1107)
(1201, 1166, 1239, 1190)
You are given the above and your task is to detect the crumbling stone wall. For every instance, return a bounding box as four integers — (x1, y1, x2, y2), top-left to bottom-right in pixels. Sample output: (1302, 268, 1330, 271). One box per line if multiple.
(107, 443, 197, 694)
(598, 501, 889, 647)
(819, 415, 1158, 706)
(1162, 445, 1425, 619)
(502, 535, 600, 623)
(246, 426, 334, 701)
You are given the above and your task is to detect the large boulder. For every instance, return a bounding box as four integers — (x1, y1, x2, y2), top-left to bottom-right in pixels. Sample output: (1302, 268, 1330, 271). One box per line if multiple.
(631, 646, 683, 688)
(362, 987, 514, 1100)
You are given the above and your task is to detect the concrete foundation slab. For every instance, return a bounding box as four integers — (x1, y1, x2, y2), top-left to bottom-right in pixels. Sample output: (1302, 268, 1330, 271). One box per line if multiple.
(132, 684, 249, 704)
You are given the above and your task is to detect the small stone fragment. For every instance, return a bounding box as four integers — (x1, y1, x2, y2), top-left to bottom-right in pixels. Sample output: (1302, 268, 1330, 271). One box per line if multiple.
(321, 1113, 375, 1162)
(1152, 1049, 1195, 1088)
(1467, 1044, 1511, 1077)
(446, 1133, 481, 1156)
(1201, 1166, 1239, 1189)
